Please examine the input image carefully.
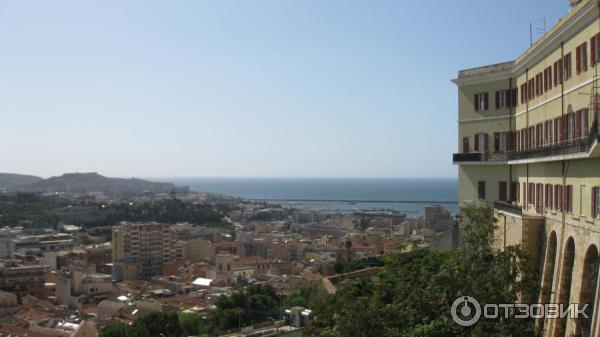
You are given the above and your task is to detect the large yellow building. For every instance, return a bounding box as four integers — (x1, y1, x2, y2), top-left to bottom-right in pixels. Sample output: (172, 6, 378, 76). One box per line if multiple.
(454, 1, 600, 336)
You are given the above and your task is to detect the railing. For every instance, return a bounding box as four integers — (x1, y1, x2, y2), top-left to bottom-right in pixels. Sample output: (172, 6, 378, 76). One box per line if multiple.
(493, 200, 522, 216)
(507, 123, 599, 161)
(452, 152, 482, 163)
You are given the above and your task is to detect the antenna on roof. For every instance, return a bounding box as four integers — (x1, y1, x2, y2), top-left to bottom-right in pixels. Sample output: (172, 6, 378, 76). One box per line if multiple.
(568, 0, 582, 10)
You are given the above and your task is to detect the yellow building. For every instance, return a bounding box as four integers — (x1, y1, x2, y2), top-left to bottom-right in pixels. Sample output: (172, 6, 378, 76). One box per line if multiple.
(453, 1, 600, 336)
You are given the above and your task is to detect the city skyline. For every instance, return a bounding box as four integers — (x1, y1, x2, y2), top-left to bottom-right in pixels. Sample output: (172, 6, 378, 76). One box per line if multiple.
(1, 0, 569, 178)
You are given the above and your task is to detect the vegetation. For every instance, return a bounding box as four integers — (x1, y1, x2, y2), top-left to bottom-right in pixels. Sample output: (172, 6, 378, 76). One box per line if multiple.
(306, 205, 540, 337)
(0, 198, 228, 229)
(100, 205, 539, 337)
(100, 284, 281, 337)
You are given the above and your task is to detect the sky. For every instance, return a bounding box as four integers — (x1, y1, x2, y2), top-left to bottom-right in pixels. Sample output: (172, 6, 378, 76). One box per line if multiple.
(0, 0, 570, 178)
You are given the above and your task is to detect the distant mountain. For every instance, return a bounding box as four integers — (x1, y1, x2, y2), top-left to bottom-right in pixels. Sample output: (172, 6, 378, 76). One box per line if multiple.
(14, 172, 189, 196)
(0, 173, 43, 188)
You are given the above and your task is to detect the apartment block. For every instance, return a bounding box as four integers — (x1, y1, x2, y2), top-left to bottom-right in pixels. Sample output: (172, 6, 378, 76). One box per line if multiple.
(453, 1, 600, 336)
(112, 222, 176, 280)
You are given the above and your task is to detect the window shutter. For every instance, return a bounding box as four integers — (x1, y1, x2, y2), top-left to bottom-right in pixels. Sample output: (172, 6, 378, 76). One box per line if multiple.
(523, 183, 527, 208)
(484, 93, 489, 110)
(592, 37, 597, 66)
(512, 88, 517, 107)
(494, 133, 500, 152)
(499, 181, 507, 201)
(583, 43, 588, 71)
(495, 91, 500, 109)
(583, 110, 589, 137)
(484, 133, 489, 152)
(568, 185, 573, 213)
(577, 46, 581, 74)
(554, 62, 558, 87)
(592, 187, 597, 218)
(575, 110, 582, 139)
(554, 185, 558, 210)
(474, 94, 479, 111)
(562, 115, 568, 142)
(474, 133, 479, 152)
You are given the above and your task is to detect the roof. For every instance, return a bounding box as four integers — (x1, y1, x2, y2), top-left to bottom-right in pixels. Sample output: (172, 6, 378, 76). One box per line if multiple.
(0, 324, 52, 337)
(192, 277, 213, 286)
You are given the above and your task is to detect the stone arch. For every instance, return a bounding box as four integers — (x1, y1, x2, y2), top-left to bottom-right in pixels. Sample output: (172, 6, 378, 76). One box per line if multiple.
(574, 245, 599, 337)
(553, 237, 576, 337)
(540, 231, 558, 332)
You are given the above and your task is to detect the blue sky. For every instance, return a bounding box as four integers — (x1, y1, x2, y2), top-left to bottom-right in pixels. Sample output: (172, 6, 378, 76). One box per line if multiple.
(0, 0, 569, 178)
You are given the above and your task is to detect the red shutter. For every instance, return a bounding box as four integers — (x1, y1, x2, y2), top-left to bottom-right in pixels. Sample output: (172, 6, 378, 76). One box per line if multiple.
(495, 91, 500, 109)
(592, 187, 597, 218)
(592, 36, 597, 66)
(583, 43, 588, 71)
(499, 181, 507, 201)
(474, 94, 479, 111)
(484, 93, 489, 110)
(583, 110, 589, 137)
(484, 133, 489, 152)
(576, 110, 582, 139)
(577, 46, 581, 74)
(562, 115, 568, 142)
(568, 185, 573, 213)
(554, 117, 559, 143)
(494, 132, 500, 151)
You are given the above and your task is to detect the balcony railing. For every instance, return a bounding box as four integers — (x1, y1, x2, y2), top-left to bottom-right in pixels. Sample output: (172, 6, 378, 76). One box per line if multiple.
(507, 122, 599, 161)
(452, 153, 482, 163)
(493, 200, 522, 216)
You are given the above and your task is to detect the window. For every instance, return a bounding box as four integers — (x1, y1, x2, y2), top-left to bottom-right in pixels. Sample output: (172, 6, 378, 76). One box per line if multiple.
(521, 83, 527, 103)
(478, 181, 486, 200)
(474, 133, 488, 153)
(576, 42, 588, 74)
(474, 93, 488, 112)
(565, 185, 573, 213)
(529, 182, 535, 205)
(568, 113, 575, 141)
(537, 183, 544, 213)
(499, 181, 507, 201)
(592, 186, 600, 218)
(555, 185, 563, 211)
(494, 132, 509, 152)
(544, 66, 552, 92)
(536, 73, 543, 96)
(554, 59, 564, 86)
(564, 53, 572, 80)
(495, 90, 510, 109)
(579, 109, 589, 138)
(523, 182, 527, 206)
(511, 182, 519, 202)
(462, 137, 469, 153)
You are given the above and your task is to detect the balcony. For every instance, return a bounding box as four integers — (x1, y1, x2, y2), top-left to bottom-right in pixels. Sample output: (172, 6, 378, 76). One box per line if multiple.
(507, 124, 599, 162)
(452, 152, 507, 165)
(493, 200, 522, 216)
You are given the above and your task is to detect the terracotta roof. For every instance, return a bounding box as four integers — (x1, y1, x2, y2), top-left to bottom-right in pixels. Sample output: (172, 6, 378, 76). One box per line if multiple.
(0, 324, 53, 337)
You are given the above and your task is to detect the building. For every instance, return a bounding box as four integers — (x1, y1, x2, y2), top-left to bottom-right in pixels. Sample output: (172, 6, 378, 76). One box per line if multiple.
(112, 222, 176, 280)
(453, 1, 600, 336)
(423, 204, 455, 231)
(0, 260, 46, 300)
(0, 226, 18, 259)
(56, 266, 114, 308)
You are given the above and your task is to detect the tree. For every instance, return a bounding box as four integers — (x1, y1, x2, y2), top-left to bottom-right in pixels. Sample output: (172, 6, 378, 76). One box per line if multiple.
(306, 205, 540, 337)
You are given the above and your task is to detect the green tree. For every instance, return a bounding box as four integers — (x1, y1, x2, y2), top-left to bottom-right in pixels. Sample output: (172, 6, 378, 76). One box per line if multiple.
(306, 205, 540, 337)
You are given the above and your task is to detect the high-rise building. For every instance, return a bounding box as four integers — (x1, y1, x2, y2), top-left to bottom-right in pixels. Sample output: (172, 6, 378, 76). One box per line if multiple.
(112, 222, 176, 280)
(0, 260, 46, 300)
(453, 1, 600, 335)
(0, 227, 17, 259)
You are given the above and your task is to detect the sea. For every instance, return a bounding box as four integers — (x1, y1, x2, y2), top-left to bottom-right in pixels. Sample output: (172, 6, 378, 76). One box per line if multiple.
(152, 177, 459, 216)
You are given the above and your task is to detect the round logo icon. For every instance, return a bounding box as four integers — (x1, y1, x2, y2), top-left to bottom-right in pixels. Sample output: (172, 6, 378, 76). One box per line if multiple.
(451, 296, 481, 326)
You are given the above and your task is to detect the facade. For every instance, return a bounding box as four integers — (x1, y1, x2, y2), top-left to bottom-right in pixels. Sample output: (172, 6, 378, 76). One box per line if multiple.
(112, 222, 176, 280)
(0, 261, 46, 300)
(453, 1, 600, 336)
(0, 226, 18, 259)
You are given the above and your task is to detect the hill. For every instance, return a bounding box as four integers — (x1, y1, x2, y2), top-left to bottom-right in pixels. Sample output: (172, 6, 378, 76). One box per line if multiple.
(16, 172, 189, 196)
(0, 173, 43, 188)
